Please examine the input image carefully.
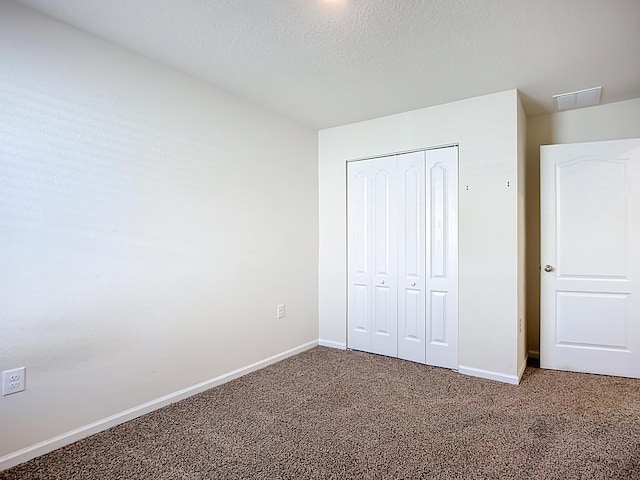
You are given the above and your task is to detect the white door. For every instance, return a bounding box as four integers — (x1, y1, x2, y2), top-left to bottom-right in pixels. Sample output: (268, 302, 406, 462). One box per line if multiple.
(425, 147, 459, 369)
(370, 156, 399, 357)
(347, 147, 458, 368)
(347, 156, 398, 357)
(347, 159, 373, 353)
(397, 151, 427, 363)
(540, 138, 640, 378)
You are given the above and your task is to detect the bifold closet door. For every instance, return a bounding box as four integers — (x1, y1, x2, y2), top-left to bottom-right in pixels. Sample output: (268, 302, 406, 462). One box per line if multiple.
(425, 147, 458, 369)
(347, 147, 458, 369)
(347, 155, 398, 357)
(397, 152, 427, 363)
(396, 148, 458, 367)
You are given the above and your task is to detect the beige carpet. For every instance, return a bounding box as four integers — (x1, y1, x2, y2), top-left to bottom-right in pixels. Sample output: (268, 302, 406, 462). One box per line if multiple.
(2, 346, 639, 479)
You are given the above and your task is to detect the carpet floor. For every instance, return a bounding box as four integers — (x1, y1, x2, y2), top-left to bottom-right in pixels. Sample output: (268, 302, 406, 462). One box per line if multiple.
(2, 346, 639, 479)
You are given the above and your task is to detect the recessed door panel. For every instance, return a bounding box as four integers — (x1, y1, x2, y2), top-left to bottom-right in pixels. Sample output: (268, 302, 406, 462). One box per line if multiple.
(351, 284, 369, 333)
(404, 167, 420, 276)
(541, 138, 640, 379)
(351, 172, 369, 275)
(429, 291, 447, 344)
(374, 284, 391, 335)
(556, 159, 628, 278)
(374, 170, 392, 276)
(430, 164, 446, 278)
(403, 288, 421, 340)
(556, 291, 629, 350)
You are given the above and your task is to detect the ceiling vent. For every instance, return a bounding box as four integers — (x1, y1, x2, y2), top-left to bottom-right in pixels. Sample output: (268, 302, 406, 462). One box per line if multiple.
(553, 86, 602, 111)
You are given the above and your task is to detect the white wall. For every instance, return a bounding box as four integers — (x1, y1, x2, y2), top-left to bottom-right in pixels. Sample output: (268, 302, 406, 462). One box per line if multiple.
(0, 1, 318, 463)
(319, 90, 522, 382)
(525, 98, 640, 355)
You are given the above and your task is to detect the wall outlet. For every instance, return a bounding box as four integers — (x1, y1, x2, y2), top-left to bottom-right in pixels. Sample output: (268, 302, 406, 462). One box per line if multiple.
(277, 304, 285, 319)
(2, 367, 26, 396)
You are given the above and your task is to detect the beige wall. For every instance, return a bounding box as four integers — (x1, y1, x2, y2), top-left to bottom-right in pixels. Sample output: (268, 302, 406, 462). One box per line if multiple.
(0, 1, 318, 463)
(525, 98, 640, 355)
(319, 90, 523, 383)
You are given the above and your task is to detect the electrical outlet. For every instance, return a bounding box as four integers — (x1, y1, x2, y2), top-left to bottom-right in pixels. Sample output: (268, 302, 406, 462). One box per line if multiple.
(277, 304, 285, 319)
(2, 367, 26, 396)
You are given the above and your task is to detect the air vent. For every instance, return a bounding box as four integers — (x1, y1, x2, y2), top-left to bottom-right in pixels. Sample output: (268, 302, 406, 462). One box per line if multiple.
(553, 86, 602, 111)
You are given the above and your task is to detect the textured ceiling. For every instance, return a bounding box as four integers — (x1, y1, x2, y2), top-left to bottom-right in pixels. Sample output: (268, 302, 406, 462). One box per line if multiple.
(14, 0, 640, 128)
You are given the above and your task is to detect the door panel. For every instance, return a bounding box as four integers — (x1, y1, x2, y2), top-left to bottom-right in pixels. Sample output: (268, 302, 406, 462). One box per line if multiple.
(351, 172, 369, 276)
(429, 291, 447, 343)
(403, 289, 420, 339)
(556, 291, 629, 349)
(430, 164, 446, 278)
(374, 170, 392, 277)
(351, 284, 369, 333)
(541, 138, 640, 379)
(373, 284, 391, 335)
(556, 159, 628, 278)
(425, 147, 458, 369)
(398, 151, 426, 363)
(347, 161, 372, 352)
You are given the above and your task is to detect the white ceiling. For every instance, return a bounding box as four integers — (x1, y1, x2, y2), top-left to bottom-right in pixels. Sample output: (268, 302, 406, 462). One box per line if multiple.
(15, 0, 640, 129)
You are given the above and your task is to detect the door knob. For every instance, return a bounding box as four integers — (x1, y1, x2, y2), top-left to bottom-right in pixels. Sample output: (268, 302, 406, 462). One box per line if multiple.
(380, 280, 385, 284)
(411, 282, 416, 286)
(544, 265, 553, 272)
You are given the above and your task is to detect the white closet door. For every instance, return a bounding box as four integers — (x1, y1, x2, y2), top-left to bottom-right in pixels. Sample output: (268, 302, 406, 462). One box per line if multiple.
(370, 156, 399, 357)
(425, 147, 458, 369)
(347, 156, 398, 357)
(397, 151, 427, 363)
(348, 147, 458, 368)
(347, 160, 373, 352)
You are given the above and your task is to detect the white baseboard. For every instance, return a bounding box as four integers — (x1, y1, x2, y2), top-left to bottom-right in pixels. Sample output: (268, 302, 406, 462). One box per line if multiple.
(458, 365, 520, 385)
(318, 339, 346, 350)
(528, 350, 540, 359)
(518, 357, 527, 382)
(0, 340, 318, 472)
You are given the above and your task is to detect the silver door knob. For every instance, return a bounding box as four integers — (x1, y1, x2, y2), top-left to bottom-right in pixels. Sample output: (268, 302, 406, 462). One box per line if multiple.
(544, 265, 553, 272)
(411, 282, 416, 286)
(380, 280, 385, 284)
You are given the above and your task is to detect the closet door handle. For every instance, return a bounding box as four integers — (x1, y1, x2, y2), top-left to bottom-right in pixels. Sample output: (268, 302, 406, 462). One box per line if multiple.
(380, 280, 385, 285)
(411, 282, 416, 286)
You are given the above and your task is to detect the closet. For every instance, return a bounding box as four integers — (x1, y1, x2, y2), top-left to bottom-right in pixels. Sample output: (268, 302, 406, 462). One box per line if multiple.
(347, 147, 458, 369)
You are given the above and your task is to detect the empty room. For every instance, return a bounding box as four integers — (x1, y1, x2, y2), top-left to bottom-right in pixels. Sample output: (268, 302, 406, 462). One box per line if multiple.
(1, 0, 639, 478)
